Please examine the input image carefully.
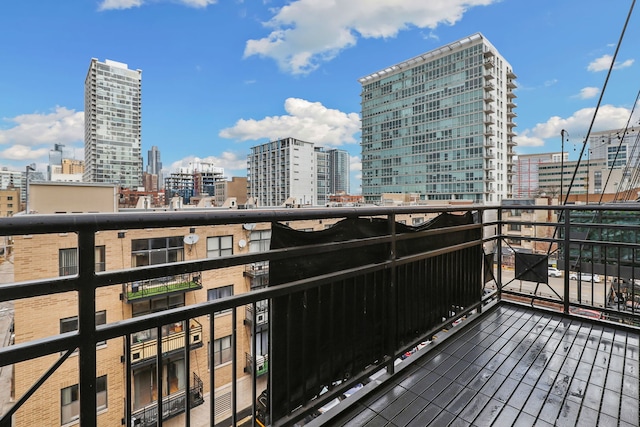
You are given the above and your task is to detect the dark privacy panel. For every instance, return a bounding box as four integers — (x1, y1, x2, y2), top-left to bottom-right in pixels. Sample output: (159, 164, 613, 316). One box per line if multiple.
(268, 212, 482, 421)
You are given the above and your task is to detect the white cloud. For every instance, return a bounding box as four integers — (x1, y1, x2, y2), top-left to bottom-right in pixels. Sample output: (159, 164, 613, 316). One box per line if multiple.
(576, 87, 599, 99)
(98, 0, 143, 10)
(219, 98, 361, 147)
(516, 104, 638, 148)
(244, 0, 497, 74)
(0, 145, 50, 161)
(587, 54, 634, 72)
(0, 107, 84, 146)
(350, 155, 361, 172)
(169, 152, 248, 176)
(98, 0, 215, 11)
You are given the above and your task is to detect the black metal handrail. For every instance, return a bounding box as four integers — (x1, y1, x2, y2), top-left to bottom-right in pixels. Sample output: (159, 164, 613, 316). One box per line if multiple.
(1, 204, 639, 427)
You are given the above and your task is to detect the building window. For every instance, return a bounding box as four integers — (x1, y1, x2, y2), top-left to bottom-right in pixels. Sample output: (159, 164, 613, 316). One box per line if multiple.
(249, 230, 271, 253)
(210, 335, 232, 368)
(96, 375, 107, 411)
(59, 247, 106, 276)
(7, 196, 12, 201)
(61, 376, 108, 424)
(95, 246, 106, 272)
(208, 285, 233, 315)
(207, 236, 233, 258)
(60, 311, 107, 348)
(59, 248, 78, 276)
(131, 237, 184, 267)
(61, 384, 79, 424)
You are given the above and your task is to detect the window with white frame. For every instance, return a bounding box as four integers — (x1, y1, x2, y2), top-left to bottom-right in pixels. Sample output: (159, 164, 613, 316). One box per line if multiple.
(249, 230, 271, 253)
(96, 375, 107, 411)
(131, 237, 184, 267)
(60, 311, 107, 347)
(61, 375, 107, 425)
(210, 335, 232, 367)
(207, 235, 233, 258)
(58, 246, 106, 276)
(61, 384, 79, 424)
(207, 285, 233, 315)
(59, 248, 77, 276)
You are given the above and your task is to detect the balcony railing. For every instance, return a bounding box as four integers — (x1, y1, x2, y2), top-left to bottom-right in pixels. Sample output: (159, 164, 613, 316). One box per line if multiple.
(123, 272, 202, 302)
(244, 303, 269, 328)
(130, 319, 203, 364)
(131, 373, 204, 426)
(0, 205, 639, 427)
(244, 353, 269, 377)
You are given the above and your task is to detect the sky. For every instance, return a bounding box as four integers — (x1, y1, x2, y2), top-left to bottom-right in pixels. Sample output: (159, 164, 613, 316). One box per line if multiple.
(1, 0, 639, 194)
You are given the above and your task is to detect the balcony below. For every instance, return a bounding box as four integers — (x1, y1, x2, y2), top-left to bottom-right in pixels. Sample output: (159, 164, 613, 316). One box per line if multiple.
(130, 319, 203, 364)
(123, 273, 202, 303)
(131, 373, 205, 426)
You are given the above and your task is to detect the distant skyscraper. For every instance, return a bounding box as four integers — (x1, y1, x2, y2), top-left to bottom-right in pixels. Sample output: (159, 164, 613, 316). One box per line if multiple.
(48, 144, 64, 180)
(327, 149, 350, 194)
(359, 33, 517, 204)
(147, 145, 163, 188)
(84, 58, 142, 189)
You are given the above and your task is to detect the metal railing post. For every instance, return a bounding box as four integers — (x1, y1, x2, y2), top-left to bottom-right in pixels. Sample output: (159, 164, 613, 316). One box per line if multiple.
(78, 229, 97, 427)
(387, 213, 397, 375)
(563, 207, 571, 314)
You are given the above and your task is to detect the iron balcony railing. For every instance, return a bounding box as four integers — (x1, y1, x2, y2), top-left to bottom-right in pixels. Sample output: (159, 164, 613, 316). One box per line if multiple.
(244, 302, 268, 328)
(0, 204, 639, 427)
(244, 352, 269, 377)
(131, 373, 205, 426)
(123, 272, 203, 302)
(130, 319, 203, 364)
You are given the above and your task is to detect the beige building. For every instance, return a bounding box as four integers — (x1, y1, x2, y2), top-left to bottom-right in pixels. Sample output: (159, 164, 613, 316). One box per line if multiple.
(27, 182, 118, 214)
(10, 182, 353, 426)
(214, 177, 248, 207)
(0, 188, 20, 217)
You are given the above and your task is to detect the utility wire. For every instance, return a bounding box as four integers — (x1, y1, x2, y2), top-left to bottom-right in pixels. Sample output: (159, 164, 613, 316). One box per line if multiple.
(600, 89, 640, 204)
(563, 0, 636, 205)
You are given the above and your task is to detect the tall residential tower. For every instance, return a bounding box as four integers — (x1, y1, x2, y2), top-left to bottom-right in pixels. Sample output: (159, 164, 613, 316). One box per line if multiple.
(327, 148, 350, 194)
(359, 33, 517, 204)
(84, 58, 143, 189)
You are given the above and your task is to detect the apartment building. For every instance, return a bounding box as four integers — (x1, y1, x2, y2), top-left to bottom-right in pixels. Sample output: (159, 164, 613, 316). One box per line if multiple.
(0, 188, 20, 217)
(359, 33, 517, 204)
(84, 58, 143, 189)
(247, 137, 317, 206)
(9, 183, 351, 426)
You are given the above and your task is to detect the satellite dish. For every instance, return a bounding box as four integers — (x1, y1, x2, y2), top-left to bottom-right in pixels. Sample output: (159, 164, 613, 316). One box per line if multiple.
(183, 234, 200, 245)
(243, 223, 256, 230)
(238, 239, 247, 248)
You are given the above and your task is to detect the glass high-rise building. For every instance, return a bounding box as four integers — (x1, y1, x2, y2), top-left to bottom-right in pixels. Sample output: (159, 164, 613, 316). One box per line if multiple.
(359, 33, 517, 204)
(84, 58, 142, 189)
(147, 145, 163, 189)
(327, 148, 350, 194)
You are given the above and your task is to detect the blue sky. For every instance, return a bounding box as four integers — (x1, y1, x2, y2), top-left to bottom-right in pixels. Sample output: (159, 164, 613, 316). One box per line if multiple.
(1, 0, 639, 194)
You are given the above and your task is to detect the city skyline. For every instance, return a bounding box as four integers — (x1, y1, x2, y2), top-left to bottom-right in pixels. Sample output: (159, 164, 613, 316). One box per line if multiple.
(1, 0, 639, 194)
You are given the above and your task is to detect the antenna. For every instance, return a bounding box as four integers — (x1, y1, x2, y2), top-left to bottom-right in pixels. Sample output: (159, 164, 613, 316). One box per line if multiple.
(183, 234, 200, 245)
